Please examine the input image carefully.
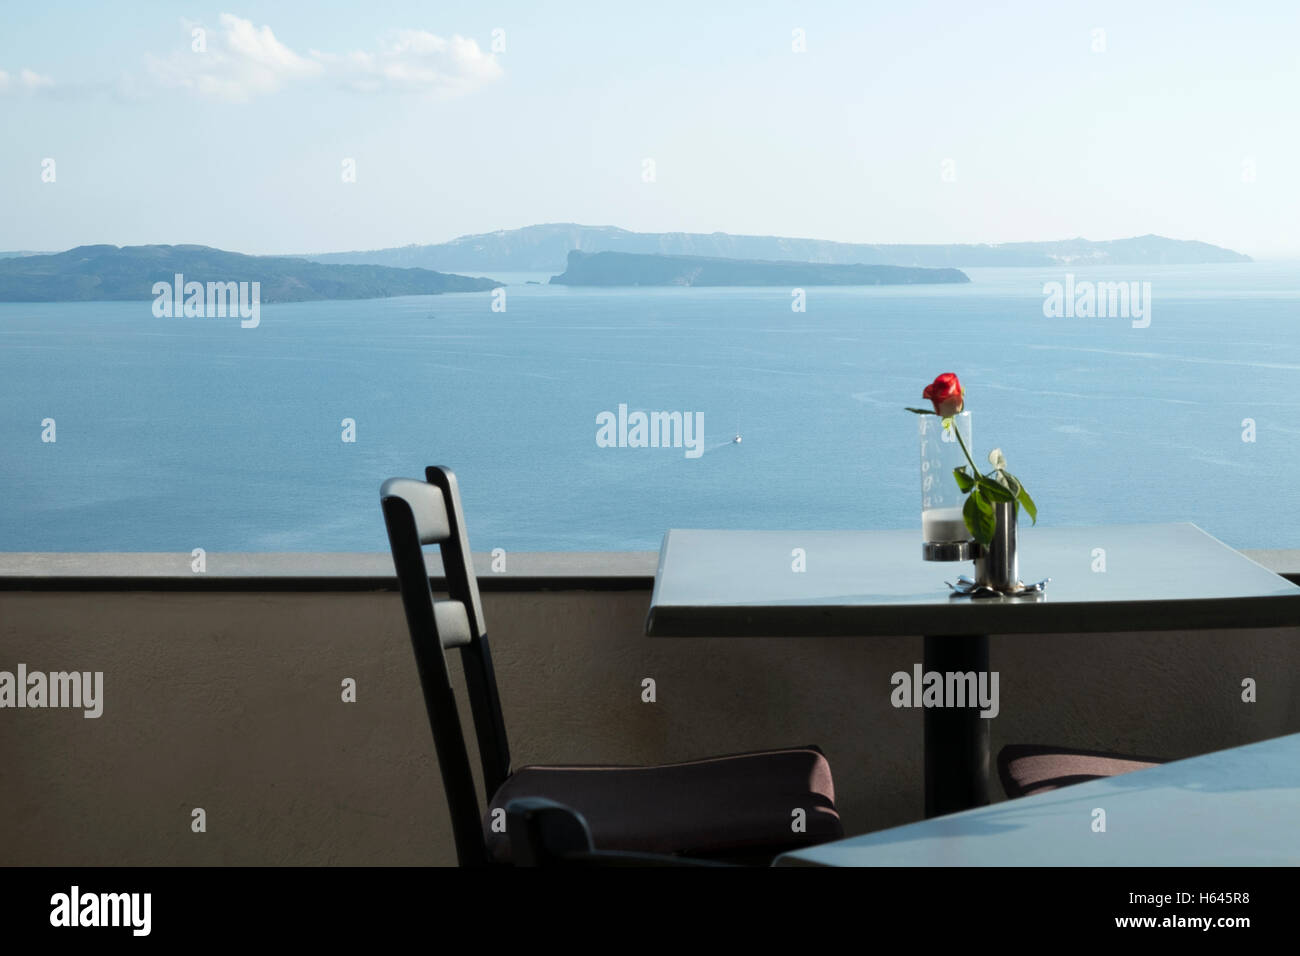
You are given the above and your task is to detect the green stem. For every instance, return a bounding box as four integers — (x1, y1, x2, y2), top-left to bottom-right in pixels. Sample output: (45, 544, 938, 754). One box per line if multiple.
(950, 417, 984, 481)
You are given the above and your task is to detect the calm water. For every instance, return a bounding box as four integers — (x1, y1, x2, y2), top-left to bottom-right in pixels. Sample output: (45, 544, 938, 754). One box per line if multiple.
(3, 263, 1300, 552)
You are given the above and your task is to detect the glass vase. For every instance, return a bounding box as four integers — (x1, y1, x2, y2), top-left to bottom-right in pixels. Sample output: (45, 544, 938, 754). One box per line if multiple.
(919, 411, 974, 559)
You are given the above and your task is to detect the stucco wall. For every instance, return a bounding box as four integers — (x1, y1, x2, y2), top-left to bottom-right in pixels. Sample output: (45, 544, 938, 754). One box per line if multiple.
(1, 588, 1296, 865)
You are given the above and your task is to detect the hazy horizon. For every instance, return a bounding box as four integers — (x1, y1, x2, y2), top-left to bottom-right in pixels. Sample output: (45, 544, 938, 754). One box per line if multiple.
(3, 2, 1298, 256)
(0, 224, 1280, 262)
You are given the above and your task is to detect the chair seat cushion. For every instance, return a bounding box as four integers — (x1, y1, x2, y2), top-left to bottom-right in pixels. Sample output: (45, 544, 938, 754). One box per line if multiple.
(484, 746, 842, 862)
(998, 744, 1167, 798)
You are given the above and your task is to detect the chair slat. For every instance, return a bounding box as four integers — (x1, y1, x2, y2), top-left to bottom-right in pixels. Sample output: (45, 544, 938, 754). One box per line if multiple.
(380, 477, 450, 544)
(434, 600, 474, 649)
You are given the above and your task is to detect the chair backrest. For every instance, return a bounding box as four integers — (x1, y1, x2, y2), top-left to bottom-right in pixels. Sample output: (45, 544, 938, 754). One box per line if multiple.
(380, 466, 511, 867)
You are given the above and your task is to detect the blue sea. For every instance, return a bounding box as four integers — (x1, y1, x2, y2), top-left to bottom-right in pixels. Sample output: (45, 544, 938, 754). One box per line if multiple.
(3, 263, 1300, 552)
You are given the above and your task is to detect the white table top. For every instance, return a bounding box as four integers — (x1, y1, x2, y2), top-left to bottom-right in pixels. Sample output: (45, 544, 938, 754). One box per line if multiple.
(647, 523, 1300, 636)
(776, 732, 1300, 866)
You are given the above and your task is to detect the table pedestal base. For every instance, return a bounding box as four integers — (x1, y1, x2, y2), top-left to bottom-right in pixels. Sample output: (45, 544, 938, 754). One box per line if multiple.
(923, 633, 991, 818)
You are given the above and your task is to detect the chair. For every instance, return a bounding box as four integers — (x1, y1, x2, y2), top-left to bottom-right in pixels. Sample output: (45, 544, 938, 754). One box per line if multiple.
(997, 744, 1167, 799)
(380, 466, 844, 866)
(505, 798, 733, 867)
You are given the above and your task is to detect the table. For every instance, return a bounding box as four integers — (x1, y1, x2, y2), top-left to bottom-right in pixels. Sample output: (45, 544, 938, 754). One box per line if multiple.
(645, 523, 1300, 816)
(774, 731, 1300, 865)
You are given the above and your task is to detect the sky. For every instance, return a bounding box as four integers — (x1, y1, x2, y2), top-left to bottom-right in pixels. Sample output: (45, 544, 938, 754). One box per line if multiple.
(1, 1, 1298, 257)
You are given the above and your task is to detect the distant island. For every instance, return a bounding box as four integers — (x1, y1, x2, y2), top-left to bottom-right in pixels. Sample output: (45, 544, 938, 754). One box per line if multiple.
(549, 250, 969, 287)
(0, 245, 498, 303)
(0, 229, 1255, 303)
(305, 224, 1253, 272)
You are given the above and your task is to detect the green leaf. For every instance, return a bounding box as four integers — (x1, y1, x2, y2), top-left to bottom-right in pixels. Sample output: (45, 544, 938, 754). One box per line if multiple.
(904, 407, 938, 415)
(952, 467, 975, 493)
(1002, 473, 1021, 498)
(974, 475, 1015, 503)
(963, 488, 997, 545)
(1015, 482, 1038, 525)
(962, 492, 979, 538)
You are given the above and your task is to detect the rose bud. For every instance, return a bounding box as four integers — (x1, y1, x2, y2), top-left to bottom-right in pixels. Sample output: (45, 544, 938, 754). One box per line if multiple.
(922, 373, 965, 417)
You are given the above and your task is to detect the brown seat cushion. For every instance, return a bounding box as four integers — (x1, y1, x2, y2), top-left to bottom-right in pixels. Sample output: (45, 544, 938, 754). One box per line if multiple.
(998, 744, 1167, 798)
(484, 746, 842, 863)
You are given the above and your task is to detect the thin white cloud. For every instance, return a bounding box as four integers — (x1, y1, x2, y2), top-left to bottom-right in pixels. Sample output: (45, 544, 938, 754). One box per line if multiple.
(146, 14, 500, 102)
(315, 30, 502, 98)
(21, 69, 55, 90)
(0, 68, 55, 94)
(146, 14, 322, 102)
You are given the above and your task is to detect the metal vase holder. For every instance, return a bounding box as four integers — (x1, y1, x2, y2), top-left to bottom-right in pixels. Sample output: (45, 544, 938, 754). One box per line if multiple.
(923, 502, 1049, 598)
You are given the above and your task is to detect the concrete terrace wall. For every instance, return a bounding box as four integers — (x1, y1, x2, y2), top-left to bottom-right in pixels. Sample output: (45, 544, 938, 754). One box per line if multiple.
(1, 587, 1297, 865)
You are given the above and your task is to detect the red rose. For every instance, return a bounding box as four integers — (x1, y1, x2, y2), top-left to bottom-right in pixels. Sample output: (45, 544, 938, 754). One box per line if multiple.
(922, 373, 964, 417)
